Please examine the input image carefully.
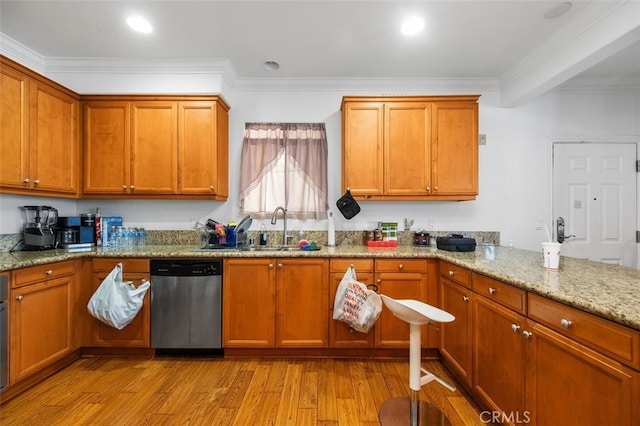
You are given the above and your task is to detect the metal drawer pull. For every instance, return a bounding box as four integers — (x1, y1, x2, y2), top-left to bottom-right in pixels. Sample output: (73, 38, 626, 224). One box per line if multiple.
(16, 295, 24, 301)
(448, 270, 455, 276)
(488, 287, 496, 294)
(462, 296, 469, 302)
(560, 318, 573, 328)
(45, 269, 53, 275)
(511, 324, 520, 332)
(522, 331, 533, 339)
(398, 263, 404, 270)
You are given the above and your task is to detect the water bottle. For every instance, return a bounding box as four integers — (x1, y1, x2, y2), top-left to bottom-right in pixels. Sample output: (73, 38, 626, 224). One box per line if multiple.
(108, 226, 117, 247)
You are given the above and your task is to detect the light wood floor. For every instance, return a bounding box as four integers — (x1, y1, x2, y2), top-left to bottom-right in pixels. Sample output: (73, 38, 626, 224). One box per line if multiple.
(1, 357, 484, 425)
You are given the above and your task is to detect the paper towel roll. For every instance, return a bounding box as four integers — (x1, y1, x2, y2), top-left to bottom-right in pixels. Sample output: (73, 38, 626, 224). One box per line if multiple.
(327, 210, 336, 246)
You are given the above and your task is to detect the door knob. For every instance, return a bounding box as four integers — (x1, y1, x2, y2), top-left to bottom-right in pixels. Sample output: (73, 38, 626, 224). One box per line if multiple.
(556, 217, 575, 243)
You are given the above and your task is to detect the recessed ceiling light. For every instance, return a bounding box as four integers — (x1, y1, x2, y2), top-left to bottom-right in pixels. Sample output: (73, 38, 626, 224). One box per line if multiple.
(544, 2, 572, 19)
(262, 60, 280, 71)
(401, 16, 424, 36)
(127, 16, 153, 34)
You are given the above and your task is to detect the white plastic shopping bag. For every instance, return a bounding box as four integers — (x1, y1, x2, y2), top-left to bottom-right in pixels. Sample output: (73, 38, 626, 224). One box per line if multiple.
(333, 265, 382, 333)
(87, 262, 151, 330)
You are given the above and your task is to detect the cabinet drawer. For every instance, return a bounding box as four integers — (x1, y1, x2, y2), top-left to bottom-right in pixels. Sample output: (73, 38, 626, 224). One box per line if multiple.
(375, 259, 427, 273)
(528, 293, 640, 370)
(472, 273, 526, 314)
(330, 258, 373, 273)
(12, 260, 75, 288)
(439, 261, 471, 288)
(93, 258, 149, 273)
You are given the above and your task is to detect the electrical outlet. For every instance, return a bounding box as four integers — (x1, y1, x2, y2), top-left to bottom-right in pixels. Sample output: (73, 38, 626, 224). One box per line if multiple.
(479, 134, 487, 145)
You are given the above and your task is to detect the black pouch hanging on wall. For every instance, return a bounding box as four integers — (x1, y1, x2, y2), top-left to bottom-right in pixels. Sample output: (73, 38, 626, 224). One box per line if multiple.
(336, 189, 361, 219)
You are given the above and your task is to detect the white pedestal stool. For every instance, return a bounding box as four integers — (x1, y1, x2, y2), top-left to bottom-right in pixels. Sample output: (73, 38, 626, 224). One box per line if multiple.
(378, 294, 456, 426)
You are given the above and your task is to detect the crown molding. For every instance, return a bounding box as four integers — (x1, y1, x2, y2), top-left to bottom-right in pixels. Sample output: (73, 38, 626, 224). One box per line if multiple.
(0, 33, 46, 74)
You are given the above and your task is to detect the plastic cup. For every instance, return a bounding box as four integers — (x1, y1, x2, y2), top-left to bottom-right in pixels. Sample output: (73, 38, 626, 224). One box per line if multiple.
(542, 242, 561, 270)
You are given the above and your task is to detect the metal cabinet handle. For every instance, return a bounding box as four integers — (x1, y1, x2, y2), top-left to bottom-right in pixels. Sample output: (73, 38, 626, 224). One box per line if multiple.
(277, 263, 283, 269)
(398, 263, 404, 270)
(377, 279, 382, 285)
(462, 296, 469, 302)
(209, 185, 214, 190)
(122, 185, 127, 191)
(511, 324, 520, 332)
(268, 263, 273, 269)
(23, 178, 30, 184)
(45, 269, 53, 275)
(488, 287, 496, 294)
(448, 270, 455, 276)
(522, 331, 534, 339)
(34, 179, 40, 185)
(16, 295, 24, 301)
(434, 186, 438, 191)
(130, 185, 135, 190)
(426, 186, 430, 191)
(560, 318, 573, 328)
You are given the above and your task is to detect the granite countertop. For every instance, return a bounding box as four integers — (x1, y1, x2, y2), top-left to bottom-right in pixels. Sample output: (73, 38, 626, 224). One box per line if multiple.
(1, 244, 638, 331)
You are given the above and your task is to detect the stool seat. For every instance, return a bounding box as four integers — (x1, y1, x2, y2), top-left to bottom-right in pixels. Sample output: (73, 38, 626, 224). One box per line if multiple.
(380, 295, 455, 325)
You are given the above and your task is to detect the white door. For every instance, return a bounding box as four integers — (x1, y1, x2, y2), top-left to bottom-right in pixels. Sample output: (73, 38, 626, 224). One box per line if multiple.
(553, 143, 637, 267)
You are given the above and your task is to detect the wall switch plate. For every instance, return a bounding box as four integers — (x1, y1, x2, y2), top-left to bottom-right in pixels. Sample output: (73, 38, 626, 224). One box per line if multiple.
(479, 134, 487, 145)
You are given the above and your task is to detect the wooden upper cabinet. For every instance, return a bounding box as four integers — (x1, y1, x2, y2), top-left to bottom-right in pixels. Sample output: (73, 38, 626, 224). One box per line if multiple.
(432, 101, 478, 196)
(0, 63, 30, 190)
(178, 101, 229, 197)
(341, 101, 384, 197)
(341, 95, 479, 201)
(0, 57, 80, 197)
(130, 101, 178, 194)
(83, 101, 130, 194)
(384, 102, 431, 196)
(82, 95, 229, 199)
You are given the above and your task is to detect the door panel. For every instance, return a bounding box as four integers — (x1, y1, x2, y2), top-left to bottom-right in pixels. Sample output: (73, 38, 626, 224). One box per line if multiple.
(553, 143, 637, 267)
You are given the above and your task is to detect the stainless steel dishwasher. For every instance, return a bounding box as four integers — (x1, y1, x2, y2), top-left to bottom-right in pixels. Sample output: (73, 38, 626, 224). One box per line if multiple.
(150, 259, 222, 353)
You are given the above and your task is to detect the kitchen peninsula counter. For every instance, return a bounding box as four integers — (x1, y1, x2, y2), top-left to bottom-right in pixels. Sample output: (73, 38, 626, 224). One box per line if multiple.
(1, 244, 638, 331)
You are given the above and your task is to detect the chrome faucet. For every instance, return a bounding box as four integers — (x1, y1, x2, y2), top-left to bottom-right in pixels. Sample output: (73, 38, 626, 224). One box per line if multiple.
(271, 206, 290, 246)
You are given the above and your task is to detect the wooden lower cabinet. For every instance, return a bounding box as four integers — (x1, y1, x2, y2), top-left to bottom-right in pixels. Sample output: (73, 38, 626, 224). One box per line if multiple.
(374, 259, 427, 348)
(526, 320, 637, 426)
(328, 258, 375, 348)
(90, 258, 150, 347)
(9, 261, 75, 384)
(472, 294, 528, 420)
(440, 277, 473, 386)
(223, 258, 329, 348)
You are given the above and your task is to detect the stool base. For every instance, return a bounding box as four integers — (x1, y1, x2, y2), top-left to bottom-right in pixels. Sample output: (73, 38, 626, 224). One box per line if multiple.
(379, 397, 452, 426)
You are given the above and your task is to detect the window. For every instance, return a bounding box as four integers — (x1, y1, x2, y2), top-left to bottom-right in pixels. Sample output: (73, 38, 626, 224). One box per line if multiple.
(239, 123, 328, 219)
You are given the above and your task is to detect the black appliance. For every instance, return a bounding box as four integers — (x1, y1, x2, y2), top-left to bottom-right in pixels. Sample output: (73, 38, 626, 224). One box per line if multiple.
(436, 234, 477, 252)
(20, 206, 57, 250)
(56, 216, 96, 249)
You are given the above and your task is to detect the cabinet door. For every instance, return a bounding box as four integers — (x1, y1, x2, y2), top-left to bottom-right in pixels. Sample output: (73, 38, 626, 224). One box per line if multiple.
(0, 64, 30, 190)
(276, 258, 329, 347)
(29, 79, 79, 195)
(375, 271, 426, 348)
(130, 101, 178, 194)
(431, 101, 478, 195)
(473, 295, 527, 418)
(178, 101, 228, 197)
(440, 277, 473, 386)
(223, 258, 276, 347)
(384, 102, 431, 196)
(83, 101, 130, 194)
(10, 276, 73, 384)
(91, 272, 150, 347)
(526, 321, 636, 426)
(341, 101, 384, 197)
(329, 271, 375, 347)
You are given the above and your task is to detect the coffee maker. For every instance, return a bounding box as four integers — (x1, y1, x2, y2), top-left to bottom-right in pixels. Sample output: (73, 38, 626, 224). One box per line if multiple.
(20, 206, 57, 250)
(56, 215, 96, 249)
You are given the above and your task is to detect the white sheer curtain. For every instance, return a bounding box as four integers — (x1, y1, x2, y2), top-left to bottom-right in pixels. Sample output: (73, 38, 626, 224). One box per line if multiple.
(239, 123, 328, 219)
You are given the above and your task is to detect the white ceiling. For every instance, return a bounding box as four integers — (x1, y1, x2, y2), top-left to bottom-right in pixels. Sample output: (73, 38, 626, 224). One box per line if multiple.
(1, 0, 639, 106)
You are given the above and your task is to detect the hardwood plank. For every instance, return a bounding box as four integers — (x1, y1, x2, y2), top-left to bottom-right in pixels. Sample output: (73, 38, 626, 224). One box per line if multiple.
(0, 357, 485, 426)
